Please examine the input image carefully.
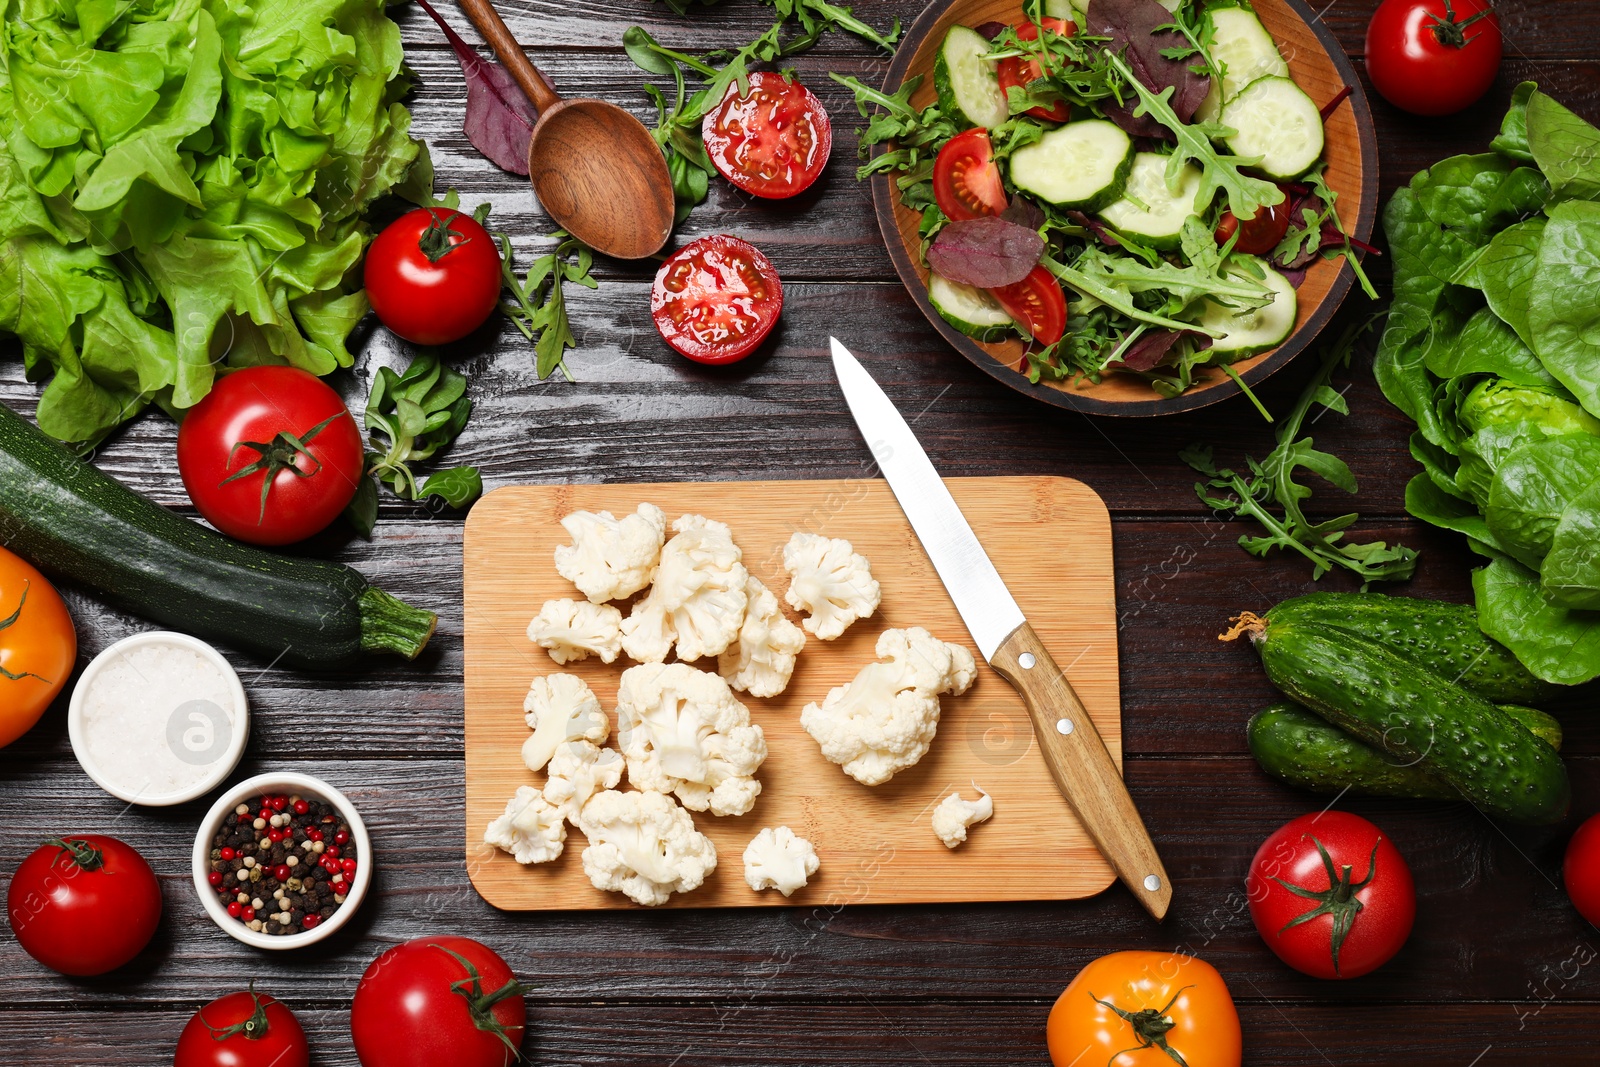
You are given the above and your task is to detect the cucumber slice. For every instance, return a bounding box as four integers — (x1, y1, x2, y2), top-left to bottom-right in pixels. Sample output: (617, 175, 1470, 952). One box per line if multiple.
(1194, 5, 1289, 123)
(928, 272, 1016, 341)
(934, 25, 1009, 129)
(1196, 259, 1297, 356)
(1008, 120, 1133, 210)
(1097, 152, 1203, 249)
(1222, 75, 1324, 180)
(1043, 0, 1078, 18)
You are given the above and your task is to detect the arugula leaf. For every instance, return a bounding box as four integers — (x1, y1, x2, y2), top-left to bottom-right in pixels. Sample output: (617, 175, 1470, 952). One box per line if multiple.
(1103, 52, 1282, 220)
(497, 230, 598, 382)
(1184, 318, 1418, 585)
(649, 0, 899, 50)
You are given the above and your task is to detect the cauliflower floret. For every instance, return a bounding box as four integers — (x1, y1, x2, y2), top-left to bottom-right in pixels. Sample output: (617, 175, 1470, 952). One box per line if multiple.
(782, 533, 881, 640)
(620, 515, 749, 663)
(543, 739, 625, 821)
(616, 662, 767, 816)
(743, 826, 820, 897)
(522, 674, 610, 773)
(718, 576, 806, 698)
(554, 503, 667, 603)
(577, 789, 718, 906)
(932, 787, 994, 849)
(799, 627, 977, 786)
(527, 598, 623, 665)
(484, 786, 567, 864)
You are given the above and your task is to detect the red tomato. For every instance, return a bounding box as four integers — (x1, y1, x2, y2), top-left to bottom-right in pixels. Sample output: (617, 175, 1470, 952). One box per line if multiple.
(174, 988, 310, 1067)
(178, 367, 365, 546)
(996, 19, 1076, 123)
(1215, 199, 1292, 255)
(932, 128, 1009, 222)
(1563, 812, 1600, 925)
(351, 937, 526, 1067)
(702, 71, 832, 199)
(1365, 0, 1501, 117)
(651, 234, 783, 364)
(991, 265, 1067, 346)
(1247, 811, 1415, 979)
(7, 836, 161, 976)
(365, 207, 503, 344)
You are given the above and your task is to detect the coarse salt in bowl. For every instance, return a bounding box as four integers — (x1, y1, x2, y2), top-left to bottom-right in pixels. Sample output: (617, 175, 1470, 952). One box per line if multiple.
(193, 772, 374, 951)
(67, 631, 250, 806)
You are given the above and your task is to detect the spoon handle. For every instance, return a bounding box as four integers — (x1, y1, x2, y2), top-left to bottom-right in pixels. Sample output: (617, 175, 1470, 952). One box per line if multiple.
(453, 0, 562, 113)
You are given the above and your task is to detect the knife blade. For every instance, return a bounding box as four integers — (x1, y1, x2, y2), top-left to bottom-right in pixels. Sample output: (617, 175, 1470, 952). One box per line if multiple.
(830, 337, 1172, 920)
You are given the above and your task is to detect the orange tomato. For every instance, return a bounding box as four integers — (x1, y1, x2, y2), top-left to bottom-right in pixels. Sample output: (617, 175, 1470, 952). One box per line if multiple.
(1047, 951, 1242, 1067)
(0, 547, 76, 747)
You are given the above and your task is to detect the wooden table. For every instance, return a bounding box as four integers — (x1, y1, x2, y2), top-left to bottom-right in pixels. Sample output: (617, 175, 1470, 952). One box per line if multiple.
(3, 1, 1598, 1062)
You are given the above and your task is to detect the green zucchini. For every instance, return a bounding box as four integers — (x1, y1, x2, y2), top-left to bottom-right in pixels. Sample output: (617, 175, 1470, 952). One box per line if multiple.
(0, 403, 435, 668)
(1235, 614, 1570, 823)
(1248, 701, 1563, 801)
(1264, 592, 1559, 704)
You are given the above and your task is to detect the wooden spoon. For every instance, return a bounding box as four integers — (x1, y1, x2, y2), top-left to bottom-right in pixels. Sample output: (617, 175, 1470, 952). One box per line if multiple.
(454, 0, 675, 260)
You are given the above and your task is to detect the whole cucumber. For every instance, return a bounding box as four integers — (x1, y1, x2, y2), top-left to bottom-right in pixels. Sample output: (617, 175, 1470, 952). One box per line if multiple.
(1240, 615, 1570, 824)
(1249, 702, 1563, 800)
(1266, 592, 1558, 704)
(0, 402, 435, 668)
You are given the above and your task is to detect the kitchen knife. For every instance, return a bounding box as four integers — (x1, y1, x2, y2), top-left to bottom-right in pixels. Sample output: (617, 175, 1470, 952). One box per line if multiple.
(829, 337, 1172, 921)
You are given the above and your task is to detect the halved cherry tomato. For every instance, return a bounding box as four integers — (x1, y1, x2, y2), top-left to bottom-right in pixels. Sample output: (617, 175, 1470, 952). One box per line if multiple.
(1215, 198, 1292, 256)
(702, 71, 833, 199)
(651, 234, 784, 365)
(0, 547, 74, 749)
(1047, 951, 1241, 1067)
(996, 19, 1076, 123)
(932, 128, 1008, 222)
(990, 265, 1067, 346)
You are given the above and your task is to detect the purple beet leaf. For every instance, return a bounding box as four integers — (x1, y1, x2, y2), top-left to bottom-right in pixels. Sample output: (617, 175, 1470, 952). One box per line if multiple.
(414, 0, 544, 175)
(1086, 0, 1211, 140)
(1119, 329, 1208, 371)
(1065, 209, 1123, 247)
(926, 217, 1046, 289)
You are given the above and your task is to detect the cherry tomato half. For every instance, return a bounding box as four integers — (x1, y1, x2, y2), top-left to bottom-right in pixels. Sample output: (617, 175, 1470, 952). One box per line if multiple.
(1215, 198, 1292, 256)
(1365, 0, 1501, 117)
(7, 836, 162, 976)
(702, 71, 833, 199)
(178, 366, 365, 546)
(932, 128, 1009, 222)
(1047, 951, 1242, 1067)
(0, 548, 74, 749)
(651, 234, 784, 365)
(174, 988, 311, 1067)
(1247, 811, 1415, 979)
(365, 208, 503, 345)
(996, 18, 1076, 123)
(991, 265, 1067, 346)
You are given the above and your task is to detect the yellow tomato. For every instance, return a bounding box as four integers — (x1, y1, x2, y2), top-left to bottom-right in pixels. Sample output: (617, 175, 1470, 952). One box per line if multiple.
(1047, 951, 1242, 1067)
(0, 547, 76, 747)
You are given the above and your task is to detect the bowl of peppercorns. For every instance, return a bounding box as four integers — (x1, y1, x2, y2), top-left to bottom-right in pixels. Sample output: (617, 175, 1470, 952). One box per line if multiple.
(192, 772, 372, 950)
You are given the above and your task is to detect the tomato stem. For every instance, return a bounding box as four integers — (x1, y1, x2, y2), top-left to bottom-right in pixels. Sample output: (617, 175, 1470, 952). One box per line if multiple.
(1090, 986, 1195, 1067)
(220, 412, 346, 527)
(432, 944, 530, 1061)
(417, 209, 472, 263)
(46, 838, 104, 872)
(202, 984, 273, 1042)
(0, 581, 52, 684)
(1430, 0, 1495, 49)
(1272, 835, 1381, 976)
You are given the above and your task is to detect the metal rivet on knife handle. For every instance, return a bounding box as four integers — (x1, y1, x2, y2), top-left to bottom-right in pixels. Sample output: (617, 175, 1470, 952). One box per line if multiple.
(1019, 652, 1036, 669)
(1144, 875, 1162, 892)
(1055, 719, 1074, 735)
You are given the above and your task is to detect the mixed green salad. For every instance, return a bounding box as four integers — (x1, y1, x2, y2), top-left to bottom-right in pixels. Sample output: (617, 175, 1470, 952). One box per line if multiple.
(839, 0, 1372, 398)
(1377, 83, 1600, 686)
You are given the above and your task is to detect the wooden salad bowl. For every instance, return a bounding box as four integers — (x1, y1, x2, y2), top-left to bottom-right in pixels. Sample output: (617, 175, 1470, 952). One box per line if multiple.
(873, 0, 1378, 416)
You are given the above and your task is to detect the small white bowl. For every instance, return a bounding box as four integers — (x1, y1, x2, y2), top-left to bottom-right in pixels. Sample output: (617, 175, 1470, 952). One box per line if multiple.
(192, 772, 374, 951)
(68, 631, 250, 806)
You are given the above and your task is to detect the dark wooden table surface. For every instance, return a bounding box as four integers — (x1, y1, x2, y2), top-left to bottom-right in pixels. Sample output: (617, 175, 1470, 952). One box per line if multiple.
(4, 0, 1600, 1063)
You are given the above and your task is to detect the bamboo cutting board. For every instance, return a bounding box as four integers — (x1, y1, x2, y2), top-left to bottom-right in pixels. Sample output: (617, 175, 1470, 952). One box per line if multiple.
(463, 478, 1120, 910)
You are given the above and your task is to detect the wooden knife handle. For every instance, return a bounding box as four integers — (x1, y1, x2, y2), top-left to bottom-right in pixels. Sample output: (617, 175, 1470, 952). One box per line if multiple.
(990, 621, 1173, 921)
